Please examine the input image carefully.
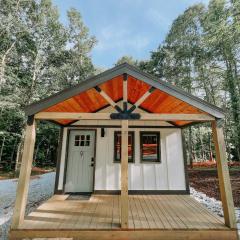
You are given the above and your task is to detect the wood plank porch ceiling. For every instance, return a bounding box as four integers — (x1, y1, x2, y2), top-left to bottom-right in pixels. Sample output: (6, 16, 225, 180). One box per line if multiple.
(43, 75, 203, 126)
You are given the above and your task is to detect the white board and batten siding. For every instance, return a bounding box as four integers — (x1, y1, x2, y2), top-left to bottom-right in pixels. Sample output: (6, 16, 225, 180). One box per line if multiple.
(94, 128, 186, 191)
(57, 124, 186, 191)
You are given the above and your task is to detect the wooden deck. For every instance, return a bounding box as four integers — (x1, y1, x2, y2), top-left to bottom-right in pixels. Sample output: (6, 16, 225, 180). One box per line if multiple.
(9, 194, 238, 240)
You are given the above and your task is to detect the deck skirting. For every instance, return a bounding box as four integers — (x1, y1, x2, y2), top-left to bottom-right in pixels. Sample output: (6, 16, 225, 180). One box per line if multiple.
(9, 229, 238, 240)
(93, 190, 190, 195)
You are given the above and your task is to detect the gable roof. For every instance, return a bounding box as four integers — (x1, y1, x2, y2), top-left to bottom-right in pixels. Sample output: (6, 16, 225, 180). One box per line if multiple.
(25, 63, 224, 126)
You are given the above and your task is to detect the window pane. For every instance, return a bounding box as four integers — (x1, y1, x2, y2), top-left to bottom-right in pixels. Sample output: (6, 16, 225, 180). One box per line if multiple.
(141, 133, 160, 162)
(86, 141, 90, 146)
(74, 140, 79, 146)
(128, 134, 133, 160)
(80, 140, 84, 146)
(116, 134, 121, 160)
(114, 132, 134, 162)
(80, 135, 85, 140)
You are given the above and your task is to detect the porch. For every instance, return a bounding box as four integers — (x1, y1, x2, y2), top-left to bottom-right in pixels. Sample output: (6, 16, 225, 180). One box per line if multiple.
(9, 194, 237, 240)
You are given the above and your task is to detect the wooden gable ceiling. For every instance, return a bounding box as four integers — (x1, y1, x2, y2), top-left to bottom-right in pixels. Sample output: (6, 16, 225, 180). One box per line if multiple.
(43, 74, 205, 126)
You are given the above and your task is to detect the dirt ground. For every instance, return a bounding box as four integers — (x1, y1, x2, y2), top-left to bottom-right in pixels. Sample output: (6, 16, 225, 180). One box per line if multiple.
(188, 168, 240, 207)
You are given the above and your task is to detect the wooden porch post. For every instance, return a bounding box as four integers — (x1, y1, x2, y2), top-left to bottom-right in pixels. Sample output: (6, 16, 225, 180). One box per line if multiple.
(121, 119, 129, 228)
(11, 116, 36, 229)
(211, 120, 236, 228)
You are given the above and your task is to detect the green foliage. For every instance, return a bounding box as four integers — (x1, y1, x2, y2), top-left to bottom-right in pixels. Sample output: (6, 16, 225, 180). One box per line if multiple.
(1, 0, 239, 173)
(115, 56, 138, 66)
(52, 8, 97, 89)
(143, 0, 240, 161)
(34, 122, 60, 167)
(0, 0, 96, 170)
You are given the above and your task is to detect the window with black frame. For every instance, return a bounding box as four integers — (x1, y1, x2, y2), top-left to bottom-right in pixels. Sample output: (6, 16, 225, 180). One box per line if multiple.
(140, 132, 160, 162)
(114, 131, 134, 162)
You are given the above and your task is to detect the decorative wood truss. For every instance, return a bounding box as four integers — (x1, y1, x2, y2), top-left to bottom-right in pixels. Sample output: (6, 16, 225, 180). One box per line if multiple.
(32, 72, 217, 124)
(24, 63, 225, 126)
(11, 63, 236, 232)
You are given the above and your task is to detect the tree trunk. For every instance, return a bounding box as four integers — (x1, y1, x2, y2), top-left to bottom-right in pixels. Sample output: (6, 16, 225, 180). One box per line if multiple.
(222, 48, 240, 161)
(26, 50, 40, 105)
(209, 132, 213, 161)
(33, 137, 47, 164)
(188, 127, 193, 168)
(0, 135, 6, 163)
(15, 128, 26, 172)
(0, 41, 16, 90)
(10, 138, 18, 169)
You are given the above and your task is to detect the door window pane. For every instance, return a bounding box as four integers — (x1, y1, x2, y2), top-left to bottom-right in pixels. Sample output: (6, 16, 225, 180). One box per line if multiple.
(74, 134, 91, 146)
(74, 135, 80, 146)
(81, 135, 85, 140)
(140, 132, 160, 162)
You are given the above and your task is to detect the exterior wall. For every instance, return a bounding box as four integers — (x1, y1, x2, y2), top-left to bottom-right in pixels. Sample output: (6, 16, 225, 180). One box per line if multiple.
(94, 128, 186, 191)
(57, 126, 186, 191)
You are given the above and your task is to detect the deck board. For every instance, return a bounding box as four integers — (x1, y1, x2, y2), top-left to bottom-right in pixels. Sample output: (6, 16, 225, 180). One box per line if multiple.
(19, 194, 227, 230)
(146, 195, 164, 228)
(179, 195, 223, 228)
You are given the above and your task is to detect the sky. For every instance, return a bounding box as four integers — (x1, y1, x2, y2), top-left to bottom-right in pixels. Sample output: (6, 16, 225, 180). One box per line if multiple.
(53, 0, 209, 68)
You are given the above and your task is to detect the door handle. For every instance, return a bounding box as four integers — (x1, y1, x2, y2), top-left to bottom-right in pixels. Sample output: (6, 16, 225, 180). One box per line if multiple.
(90, 163, 94, 167)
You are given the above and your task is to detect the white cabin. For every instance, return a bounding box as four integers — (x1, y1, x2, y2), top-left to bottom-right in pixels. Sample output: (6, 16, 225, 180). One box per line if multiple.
(10, 63, 237, 240)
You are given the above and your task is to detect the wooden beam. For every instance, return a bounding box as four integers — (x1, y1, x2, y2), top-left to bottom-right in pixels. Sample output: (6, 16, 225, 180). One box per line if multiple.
(94, 86, 119, 110)
(140, 113, 214, 121)
(35, 112, 214, 121)
(211, 120, 236, 228)
(35, 112, 111, 120)
(121, 120, 128, 228)
(135, 87, 155, 108)
(127, 87, 155, 113)
(134, 91, 151, 107)
(98, 90, 117, 107)
(11, 116, 36, 229)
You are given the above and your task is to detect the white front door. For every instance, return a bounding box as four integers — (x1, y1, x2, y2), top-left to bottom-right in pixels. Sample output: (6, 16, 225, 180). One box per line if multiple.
(65, 130, 95, 193)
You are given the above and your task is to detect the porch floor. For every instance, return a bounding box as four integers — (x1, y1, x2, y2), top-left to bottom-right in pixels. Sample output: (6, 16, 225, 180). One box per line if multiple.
(19, 194, 226, 230)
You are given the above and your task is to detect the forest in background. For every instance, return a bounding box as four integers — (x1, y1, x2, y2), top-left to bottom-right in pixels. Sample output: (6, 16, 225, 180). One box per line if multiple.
(0, 0, 239, 172)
